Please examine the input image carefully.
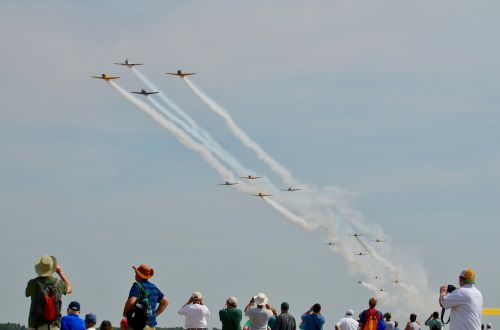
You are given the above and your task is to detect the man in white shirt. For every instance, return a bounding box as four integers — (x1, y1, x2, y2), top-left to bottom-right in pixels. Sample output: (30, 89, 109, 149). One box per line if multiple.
(335, 310, 358, 330)
(178, 292, 210, 330)
(439, 268, 483, 330)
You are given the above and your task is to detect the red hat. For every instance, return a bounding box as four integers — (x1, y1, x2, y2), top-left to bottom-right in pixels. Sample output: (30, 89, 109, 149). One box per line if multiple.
(133, 264, 154, 279)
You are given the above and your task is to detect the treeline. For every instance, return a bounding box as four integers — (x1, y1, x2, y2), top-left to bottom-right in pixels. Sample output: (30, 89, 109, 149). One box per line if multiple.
(0, 324, 219, 330)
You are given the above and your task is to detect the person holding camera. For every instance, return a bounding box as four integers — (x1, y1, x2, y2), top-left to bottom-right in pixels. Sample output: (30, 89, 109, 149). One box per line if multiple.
(424, 312, 442, 330)
(301, 304, 325, 330)
(178, 292, 211, 330)
(439, 268, 483, 330)
(404, 314, 420, 330)
(244, 293, 276, 330)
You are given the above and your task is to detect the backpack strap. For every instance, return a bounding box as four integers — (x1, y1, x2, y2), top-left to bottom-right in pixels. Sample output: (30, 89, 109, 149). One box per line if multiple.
(135, 281, 150, 298)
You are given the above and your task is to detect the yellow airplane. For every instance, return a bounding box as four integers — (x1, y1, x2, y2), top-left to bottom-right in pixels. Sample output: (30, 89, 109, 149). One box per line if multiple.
(166, 70, 196, 78)
(252, 192, 271, 198)
(92, 74, 120, 81)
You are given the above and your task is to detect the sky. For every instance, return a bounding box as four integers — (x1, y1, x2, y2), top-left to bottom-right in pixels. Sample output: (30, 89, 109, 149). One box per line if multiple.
(1, 0, 499, 327)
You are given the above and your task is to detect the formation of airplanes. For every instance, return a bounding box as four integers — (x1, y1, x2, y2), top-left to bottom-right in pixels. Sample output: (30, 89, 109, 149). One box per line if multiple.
(131, 89, 159, 96)
(94, 61, 399, 292)
(114, 59, 143, 68)
(166, 70, 196, 78)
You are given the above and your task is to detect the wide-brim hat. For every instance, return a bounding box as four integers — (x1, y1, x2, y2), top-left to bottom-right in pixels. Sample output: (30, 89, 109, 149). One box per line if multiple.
(35, 255, 57, 277)
(254, 293, 268, 306)
(133, 264, 154, 279)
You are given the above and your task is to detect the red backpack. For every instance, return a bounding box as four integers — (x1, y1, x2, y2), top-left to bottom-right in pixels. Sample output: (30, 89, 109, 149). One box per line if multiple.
(35, 278, 62, 326)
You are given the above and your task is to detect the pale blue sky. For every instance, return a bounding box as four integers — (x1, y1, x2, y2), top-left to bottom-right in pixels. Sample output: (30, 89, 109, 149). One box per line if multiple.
(1, 0, 499, 327)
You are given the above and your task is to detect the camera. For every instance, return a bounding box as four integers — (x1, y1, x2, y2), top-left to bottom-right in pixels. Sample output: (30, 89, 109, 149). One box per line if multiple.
(447, 284, 457, 293)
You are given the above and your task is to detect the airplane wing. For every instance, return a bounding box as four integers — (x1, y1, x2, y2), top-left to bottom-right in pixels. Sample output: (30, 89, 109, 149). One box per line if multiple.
(130, 92, 141, 94)
(106, 76, 120, 80)
(166, 73, 179, 75)
(182, 73, 196, 76)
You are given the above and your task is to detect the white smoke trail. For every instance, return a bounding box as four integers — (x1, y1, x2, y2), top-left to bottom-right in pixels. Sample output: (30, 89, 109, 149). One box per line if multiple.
(146, 95, 252, 176)
(184, 77, 297, 186)
(110, 80, 316, 238)
(263, 197, 316, 231)
(108, 81, 235, 180)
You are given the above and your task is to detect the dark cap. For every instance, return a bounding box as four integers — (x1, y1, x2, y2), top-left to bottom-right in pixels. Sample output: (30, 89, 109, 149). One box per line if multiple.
(85, 313, 97, 324)
(281, 302, 289, 309)
(68, 301, 80, 312)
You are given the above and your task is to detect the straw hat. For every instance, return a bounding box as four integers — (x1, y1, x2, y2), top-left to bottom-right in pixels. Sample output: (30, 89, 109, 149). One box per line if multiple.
(35, 255, 57, 277)
(254, 293, 268, 306)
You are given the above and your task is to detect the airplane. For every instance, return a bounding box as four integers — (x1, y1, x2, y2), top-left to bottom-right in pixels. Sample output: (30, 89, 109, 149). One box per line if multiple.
(218, 181, 238, 186)
(373, 239, 385, 243)
(130, 89, 159, 96)
(392, 279, 401, 284)
(349, 233, 364, 238)
(240, 175, 262, 180)
(252, 192, 271, 198)
(374, 276, 382, 280)
(326, 242, 336, 246)
(379, 289, 386, 292)
(92, 74, 120, 81)
(166, 70, 196, 78)
(355, 281, 364, 284)
(355, 252, 368, 256)
(280, 187, 302, 192)
(114, 59, 143, 68)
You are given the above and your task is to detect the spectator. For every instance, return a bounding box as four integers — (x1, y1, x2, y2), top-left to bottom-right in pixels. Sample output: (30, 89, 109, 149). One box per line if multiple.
(99, 321, 112, 330)
(275, 302, 296, 330)
(85, 314, 97, 330)
(359, 298, 383, 330)
(394, 321, 400, 330)
(178, 292, 211, 330)
(486, 323, 492, 329)
(219, 296, 242, 330)
(61, 301, 85, 330)
(335, 310, 358, 330)
(123, 264, 169, 330)
(424, 312, 442, 330)
(405, 314, 420, 330)
(245, 293, 276, 330)
(439, 268, 483, 330)
(301, 304, 325, 330)
(26, 255, 72, 330)
(384, 313, 395, 330)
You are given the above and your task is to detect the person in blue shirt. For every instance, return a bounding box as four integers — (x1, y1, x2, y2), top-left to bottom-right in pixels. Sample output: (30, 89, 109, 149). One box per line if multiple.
(301, 304, 325, 330)
(61, 301, 85, 330)
(123, 264, 169, 329)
